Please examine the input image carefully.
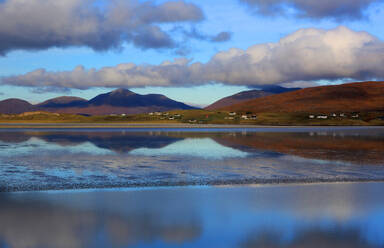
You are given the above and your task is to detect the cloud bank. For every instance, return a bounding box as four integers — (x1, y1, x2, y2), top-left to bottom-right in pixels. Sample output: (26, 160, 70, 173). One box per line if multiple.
(2, 26, 384, 90)
(0, 0, 230, 55)
(239, 0, 381, 20)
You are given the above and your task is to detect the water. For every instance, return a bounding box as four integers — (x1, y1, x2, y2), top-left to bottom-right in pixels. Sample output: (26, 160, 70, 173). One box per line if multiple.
(1, 183, 384, 248)
(0, 127, 384, 191)
(1, 127, 384, 247)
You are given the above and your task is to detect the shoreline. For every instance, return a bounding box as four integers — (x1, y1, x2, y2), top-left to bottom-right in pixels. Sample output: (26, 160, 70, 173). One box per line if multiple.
(3, 177, 384, 193)
(0, 122, 383, 129)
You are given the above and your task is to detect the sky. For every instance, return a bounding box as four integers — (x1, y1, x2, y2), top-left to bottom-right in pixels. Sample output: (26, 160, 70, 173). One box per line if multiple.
(0, 0, 384, 107)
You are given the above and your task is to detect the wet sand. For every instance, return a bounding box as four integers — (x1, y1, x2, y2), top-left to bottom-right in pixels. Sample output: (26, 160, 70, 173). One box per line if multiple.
(1, 182, 384, 248)
(0, 123, 383, 129)
(1, 127, 384, 192)
(1, 127, 383, 247)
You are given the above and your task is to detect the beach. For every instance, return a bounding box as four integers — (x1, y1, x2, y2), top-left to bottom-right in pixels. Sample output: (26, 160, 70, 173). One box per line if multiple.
(1, 127, 384, 247)
(1, 182, 384, 248)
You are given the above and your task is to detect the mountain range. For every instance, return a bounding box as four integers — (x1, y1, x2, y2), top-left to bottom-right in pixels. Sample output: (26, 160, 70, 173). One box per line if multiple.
(222, 81, 384, 113)
(0, 88, 196, 115)
(1, 82, 383, 115)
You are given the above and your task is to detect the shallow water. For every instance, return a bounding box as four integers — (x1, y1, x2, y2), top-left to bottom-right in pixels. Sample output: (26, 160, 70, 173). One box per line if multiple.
(1, 182, 384, 248)
(0, 127, 384, 191)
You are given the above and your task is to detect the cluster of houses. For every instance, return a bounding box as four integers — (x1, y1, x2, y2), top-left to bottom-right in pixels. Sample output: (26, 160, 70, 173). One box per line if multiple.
(308, 113, 359, 119)
(225, 112, 257, 120)
(148, 112, 181, 120)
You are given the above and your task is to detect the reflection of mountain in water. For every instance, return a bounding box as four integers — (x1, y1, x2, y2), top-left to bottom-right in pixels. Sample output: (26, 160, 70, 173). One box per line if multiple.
(131, 138, 249, 159)
(0, 132, 183, 153)
(1, 129, 383, 164)
(210, 131, 384, 165)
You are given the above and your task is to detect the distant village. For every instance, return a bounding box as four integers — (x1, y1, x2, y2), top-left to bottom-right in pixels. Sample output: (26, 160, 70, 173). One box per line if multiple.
(224, 112, 258, 120)
(146, 111, 259, 123)
(308, 113, 360, 120)
(148, 112, 181, 120)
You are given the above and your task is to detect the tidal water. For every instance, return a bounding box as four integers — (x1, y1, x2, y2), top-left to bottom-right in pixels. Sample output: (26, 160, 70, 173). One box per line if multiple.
(1, 127, 384, 248)
(1, 183, 384, 248)
(0, 127, 384, 191)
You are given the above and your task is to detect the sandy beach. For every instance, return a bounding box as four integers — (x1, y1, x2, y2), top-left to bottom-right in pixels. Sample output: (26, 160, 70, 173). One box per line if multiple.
(1, 122, 383, 129)
(1, 182, 384, 248)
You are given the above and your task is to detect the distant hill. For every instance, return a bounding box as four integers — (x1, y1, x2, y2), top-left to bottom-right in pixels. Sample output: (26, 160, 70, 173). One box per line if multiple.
(37, 96, 88, 108)
(206, 86, 300, 110)
(0, 89, 197, 115)
(223, 81, 384, 113)
(0, 98, 37, 114)
(259, 85, 301, 94)
(88, 88, 193, 109)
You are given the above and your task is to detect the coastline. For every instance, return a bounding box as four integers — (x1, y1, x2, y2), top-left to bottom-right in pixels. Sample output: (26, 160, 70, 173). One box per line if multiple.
(0, 122, 383, 129)
(2, 181, 384, 248)
(3, 177, 384, 193)
(1, 126, 384, 193)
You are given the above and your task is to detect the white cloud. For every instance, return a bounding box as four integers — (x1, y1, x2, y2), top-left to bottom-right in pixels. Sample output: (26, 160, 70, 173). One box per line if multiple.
(2, 26, 384, 90)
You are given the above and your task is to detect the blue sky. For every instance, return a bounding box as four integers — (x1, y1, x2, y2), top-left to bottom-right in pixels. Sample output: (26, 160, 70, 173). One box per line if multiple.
(0, 0, 384, 106)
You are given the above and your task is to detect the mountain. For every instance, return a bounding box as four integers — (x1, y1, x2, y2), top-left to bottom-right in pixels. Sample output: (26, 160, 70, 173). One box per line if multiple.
(223, 81, 384, 113)
(61, 88, 196, 115)
(0, 98, 37, 114)
(88, 88, 193, 109)
(205, 86, 300, 110)
(37, 96, 88, 108)
(259, 85, 301, 94)
(0, 88, 197, 115)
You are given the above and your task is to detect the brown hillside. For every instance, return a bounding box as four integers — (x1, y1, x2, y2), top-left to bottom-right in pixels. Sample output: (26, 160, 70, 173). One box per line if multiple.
(224, 81, 384, 113)
(205, 90, 272, 110)
(0, 98, 37, 114)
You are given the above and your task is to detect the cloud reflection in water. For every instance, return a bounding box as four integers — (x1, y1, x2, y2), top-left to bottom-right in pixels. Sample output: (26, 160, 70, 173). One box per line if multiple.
(130, 138, 249, 160)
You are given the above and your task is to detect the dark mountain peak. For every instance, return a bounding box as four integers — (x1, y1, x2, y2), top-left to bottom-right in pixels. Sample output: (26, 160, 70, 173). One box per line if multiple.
(88, 89, 196, 110)
(89, 89, 138, 107)
(259, 85, 301, 94)
(110, 88, 136, 96)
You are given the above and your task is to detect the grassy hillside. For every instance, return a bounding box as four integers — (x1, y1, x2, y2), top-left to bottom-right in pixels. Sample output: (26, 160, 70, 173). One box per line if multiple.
(223, 81, 384, 113)
(0, 110, 383, 126)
